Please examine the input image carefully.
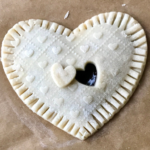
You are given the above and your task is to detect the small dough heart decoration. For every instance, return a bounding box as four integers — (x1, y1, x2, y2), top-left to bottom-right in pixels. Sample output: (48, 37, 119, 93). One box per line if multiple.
(38, 61, 48, 69)
(93, 32, 103, 39)
(52, 46, 62, 55)
(1, 12, 147, 140)
(108, 43, 118, 50)
(37, 35, 47, 43)
(83, 96, 93, 104)
(80, 45, 90, 53)
(25, 49, 34, 57)
(26, 75, 35, 82)
(40, 86, 49, 94)
(51, 63, 76, 88)
(70, 110, 80, 118)
(54, 98, 64, 106)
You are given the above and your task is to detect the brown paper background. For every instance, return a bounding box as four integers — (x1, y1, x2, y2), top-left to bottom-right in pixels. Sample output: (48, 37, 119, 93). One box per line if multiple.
(0, 0, 150, 149)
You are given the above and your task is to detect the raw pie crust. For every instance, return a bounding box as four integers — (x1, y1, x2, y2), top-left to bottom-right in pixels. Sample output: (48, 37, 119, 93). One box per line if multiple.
(1, 12, 147, 140)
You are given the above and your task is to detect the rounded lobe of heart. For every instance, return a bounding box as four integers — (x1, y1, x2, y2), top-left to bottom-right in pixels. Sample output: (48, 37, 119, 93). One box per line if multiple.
(51, 63, 76, 88)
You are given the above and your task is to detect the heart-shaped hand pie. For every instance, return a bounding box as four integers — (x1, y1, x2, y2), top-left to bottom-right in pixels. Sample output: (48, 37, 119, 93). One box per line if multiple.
(1, 12, 147, 140)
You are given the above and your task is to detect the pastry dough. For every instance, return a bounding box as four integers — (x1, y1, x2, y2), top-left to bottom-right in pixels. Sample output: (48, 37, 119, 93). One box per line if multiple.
(1, 12, 147, 140)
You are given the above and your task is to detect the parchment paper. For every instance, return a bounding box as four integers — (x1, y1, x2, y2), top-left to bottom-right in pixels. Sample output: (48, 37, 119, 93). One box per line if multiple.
(0, 0, 150, 149)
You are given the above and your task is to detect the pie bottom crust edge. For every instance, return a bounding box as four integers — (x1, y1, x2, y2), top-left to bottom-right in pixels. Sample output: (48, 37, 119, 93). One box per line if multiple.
(1, 12, 147, 140)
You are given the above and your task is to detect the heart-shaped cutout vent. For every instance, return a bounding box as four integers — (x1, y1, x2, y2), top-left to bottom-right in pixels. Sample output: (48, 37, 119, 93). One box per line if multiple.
(75, 63, 97, 86)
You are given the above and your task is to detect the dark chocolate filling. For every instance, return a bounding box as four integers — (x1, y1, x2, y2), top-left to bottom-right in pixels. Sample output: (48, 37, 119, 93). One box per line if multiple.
(75, 63, 97, 86)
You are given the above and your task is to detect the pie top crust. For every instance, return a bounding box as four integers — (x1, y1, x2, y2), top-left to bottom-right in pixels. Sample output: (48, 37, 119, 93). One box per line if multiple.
(1, 12, 147, 140)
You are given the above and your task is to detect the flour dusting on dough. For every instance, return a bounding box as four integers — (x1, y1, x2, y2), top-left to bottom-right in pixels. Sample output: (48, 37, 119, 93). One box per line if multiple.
(64, 11, 70, 19)
(122, 4, 126, 6)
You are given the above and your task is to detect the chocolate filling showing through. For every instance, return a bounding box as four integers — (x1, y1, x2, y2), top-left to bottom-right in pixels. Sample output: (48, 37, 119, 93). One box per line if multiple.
(75, 63, 97, 86)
